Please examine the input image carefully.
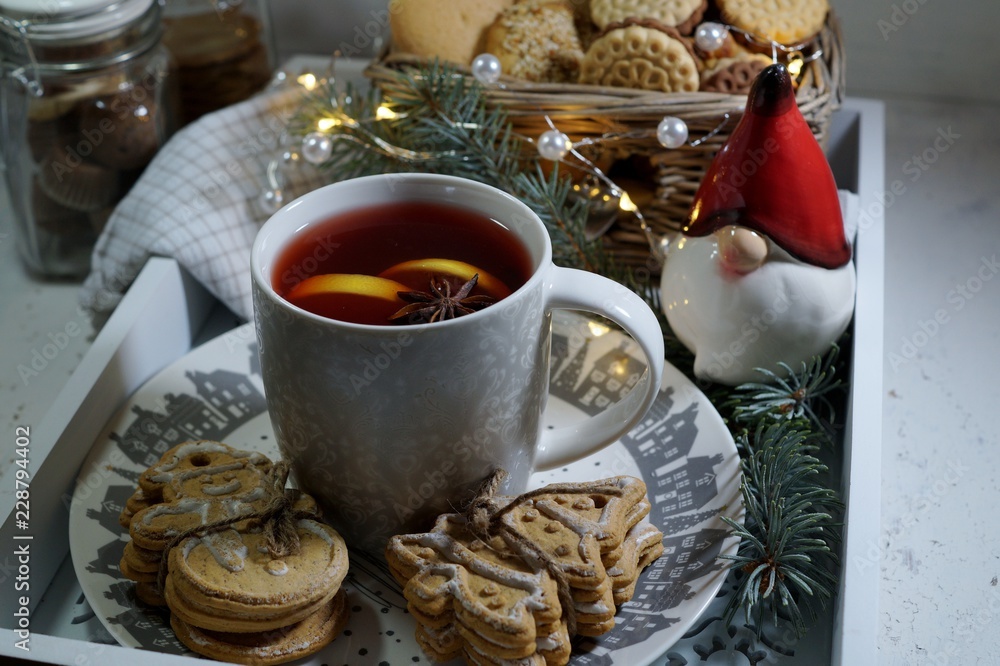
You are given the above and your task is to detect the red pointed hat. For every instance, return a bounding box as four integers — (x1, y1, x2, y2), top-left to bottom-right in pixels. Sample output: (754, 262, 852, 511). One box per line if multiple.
(683, 64, 851, 269)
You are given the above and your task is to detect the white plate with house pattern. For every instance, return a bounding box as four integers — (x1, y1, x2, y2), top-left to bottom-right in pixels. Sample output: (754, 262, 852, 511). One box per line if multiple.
(69, 310, 742, 665)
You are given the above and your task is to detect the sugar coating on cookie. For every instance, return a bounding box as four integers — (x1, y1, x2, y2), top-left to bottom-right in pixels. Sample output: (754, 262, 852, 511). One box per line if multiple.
(717, 0, 829, 44)
(580, 24, 700, 93)
(590, 0, 707, 33)
(484, 2, 584, 83)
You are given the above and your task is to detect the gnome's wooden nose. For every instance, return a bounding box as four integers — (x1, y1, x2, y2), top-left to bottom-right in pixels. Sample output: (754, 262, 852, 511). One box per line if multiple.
(717, 226, 769, 276)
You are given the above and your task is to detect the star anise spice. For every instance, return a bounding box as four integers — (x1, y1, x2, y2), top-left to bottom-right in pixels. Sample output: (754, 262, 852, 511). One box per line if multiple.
(390, 273, 497, 324)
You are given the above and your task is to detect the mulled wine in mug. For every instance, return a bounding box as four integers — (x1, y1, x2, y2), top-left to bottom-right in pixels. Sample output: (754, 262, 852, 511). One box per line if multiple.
(251, 173, 665, 553)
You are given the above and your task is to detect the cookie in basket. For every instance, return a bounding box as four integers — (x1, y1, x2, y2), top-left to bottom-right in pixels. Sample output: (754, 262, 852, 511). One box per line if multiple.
(701, 48, 773, 94)
(484, 1, 584, 83)
(717, 0, 829, 45)
(590, 0, 707, 35)
(579, 19, 700, 92)
(388, 0, 515, 65)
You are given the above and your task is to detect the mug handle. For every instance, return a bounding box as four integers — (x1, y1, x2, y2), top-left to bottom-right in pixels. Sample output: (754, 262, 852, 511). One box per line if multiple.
(534, 266, 665, 470)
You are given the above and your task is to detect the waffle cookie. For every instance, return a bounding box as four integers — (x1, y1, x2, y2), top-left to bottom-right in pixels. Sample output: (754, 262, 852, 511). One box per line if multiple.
(579, 20, 700, 92)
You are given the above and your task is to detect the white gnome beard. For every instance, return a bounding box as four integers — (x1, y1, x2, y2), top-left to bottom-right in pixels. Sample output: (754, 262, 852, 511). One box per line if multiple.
(660, 233, 856, 386)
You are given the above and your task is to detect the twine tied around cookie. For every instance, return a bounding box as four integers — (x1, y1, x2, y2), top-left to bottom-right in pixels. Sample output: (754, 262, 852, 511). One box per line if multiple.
(155, 460, 312, 594)
(463, 468, 626, 636)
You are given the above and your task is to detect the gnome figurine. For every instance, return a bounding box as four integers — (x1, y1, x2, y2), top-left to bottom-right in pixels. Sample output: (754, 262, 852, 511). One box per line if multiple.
(660, 64, 856, 386)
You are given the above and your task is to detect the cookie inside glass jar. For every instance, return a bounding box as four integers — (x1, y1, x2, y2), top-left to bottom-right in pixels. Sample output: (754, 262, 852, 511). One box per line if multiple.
(161, 0, 276, 124)
(0, 0, 178, 277)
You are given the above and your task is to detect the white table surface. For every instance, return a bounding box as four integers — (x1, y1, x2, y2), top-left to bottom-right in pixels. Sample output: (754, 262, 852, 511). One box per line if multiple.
(1, 95, 998, 664)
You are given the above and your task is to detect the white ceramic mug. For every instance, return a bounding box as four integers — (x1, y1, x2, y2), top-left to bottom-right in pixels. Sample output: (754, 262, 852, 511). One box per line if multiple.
(251, 173, 664, 553)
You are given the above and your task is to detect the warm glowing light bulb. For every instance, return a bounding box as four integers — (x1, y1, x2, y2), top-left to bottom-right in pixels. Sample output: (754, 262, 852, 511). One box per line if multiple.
(376, 105, 399, 120)
(317, 117, 341, 131)
(787, 54, 804, 78)
(619, 191, 637, 213)
(297, 73, 318, 90)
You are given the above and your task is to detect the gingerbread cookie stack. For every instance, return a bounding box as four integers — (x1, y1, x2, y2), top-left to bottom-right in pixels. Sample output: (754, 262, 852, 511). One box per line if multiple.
(387, 475, 664, 665)
(117, 440, 350, 665)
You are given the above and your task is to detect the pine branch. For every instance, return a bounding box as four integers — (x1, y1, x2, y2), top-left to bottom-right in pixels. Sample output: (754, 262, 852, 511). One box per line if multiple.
(721, 421, 842, 636)
(726, 344, 845, 441)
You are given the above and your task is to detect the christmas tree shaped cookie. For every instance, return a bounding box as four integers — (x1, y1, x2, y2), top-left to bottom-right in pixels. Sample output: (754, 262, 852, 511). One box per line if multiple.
(494, 476, 657, 636)
(387, 512, 571, 664)
(388, 475, 664, 663)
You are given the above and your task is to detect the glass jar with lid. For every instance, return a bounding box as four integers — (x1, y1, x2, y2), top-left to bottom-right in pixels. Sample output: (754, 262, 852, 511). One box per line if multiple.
(0, 0, 177, 277)
(161, 0, 275, 125)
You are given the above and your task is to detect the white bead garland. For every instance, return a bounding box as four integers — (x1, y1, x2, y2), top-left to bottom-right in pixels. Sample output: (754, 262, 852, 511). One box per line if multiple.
(657, 116, 689, 149)
(537, 129, 573, 161)
(301, 132, 334, 164)
(471, 53, 502, 85)
(694, 22, 729, 52)
(258, 188, 284, 214)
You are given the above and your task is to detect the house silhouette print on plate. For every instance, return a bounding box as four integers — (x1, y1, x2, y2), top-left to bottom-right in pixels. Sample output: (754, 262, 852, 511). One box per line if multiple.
(85, 484, 135, 538)
(89, 539, 129, 579)
(550, 337, 645, 416)
(623, 528, 729, 614)
(570, 611, 680, 666)
(109, 368, 266, 468)
(104, 580, 186, 654)
(651, 454, 725, 517)
(620, 390, 700, 467)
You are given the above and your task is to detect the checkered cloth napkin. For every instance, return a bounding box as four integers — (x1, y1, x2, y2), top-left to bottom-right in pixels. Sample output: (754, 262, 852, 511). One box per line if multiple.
(80, 83, 326, 324)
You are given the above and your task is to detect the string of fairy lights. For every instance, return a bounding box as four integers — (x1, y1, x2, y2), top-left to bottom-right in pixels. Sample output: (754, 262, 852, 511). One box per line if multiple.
(261, 18, 824, 258)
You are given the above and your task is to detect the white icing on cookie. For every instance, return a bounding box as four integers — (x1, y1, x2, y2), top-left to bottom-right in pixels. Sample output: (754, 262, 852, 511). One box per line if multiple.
(575, 600, 609, 614)
(202, 479, 242, 496)
(146, 441, 268, 483)
(200, 529, 249, 572)
(297, 519, 335, 546)
(265, 560, 289, 576)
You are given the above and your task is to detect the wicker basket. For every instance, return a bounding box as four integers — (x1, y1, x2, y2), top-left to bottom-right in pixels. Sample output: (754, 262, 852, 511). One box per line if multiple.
(365, 13, 844, 270)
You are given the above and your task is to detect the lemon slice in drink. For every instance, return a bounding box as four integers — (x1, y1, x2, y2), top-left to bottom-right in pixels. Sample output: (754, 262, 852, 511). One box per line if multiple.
(378, 258, 512, 299)
(285, 274, 409, 325)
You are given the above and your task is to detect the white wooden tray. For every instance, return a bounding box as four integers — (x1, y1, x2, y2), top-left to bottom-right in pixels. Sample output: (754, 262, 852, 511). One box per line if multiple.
(0, 98, 884, 665)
